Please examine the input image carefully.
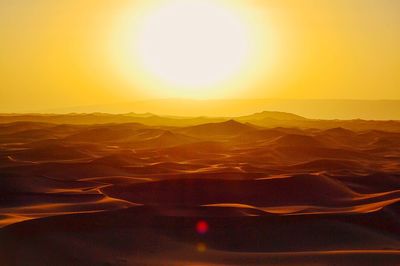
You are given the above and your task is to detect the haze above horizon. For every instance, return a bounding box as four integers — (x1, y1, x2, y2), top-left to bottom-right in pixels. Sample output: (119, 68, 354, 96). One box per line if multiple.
(1, 0, 399, 117)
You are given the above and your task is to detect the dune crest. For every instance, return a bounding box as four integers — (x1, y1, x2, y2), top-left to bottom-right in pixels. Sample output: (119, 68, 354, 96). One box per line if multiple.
(1, 115, 400, 265)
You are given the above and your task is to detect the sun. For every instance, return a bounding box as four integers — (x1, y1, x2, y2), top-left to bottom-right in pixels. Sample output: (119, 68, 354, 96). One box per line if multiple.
(107, 0, 278, 98)
(135, 1, 250, 89)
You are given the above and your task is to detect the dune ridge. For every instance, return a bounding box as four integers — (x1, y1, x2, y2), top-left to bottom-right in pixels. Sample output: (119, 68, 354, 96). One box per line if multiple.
(0, 116, 400, 265)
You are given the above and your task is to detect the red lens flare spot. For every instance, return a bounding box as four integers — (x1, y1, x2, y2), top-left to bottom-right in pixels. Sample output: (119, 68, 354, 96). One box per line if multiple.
(196, 220, 209, 234)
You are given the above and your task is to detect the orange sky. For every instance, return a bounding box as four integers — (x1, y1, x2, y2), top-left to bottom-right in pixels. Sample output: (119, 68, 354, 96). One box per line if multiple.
(1, 0, 399, 112)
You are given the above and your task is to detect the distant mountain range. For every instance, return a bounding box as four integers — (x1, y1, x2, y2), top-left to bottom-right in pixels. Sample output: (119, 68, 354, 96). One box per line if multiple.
(34, 99, 400, 120)
(1, 111, 400, 131)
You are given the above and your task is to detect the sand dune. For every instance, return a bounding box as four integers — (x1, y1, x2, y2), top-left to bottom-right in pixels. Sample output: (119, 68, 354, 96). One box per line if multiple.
(272, 133, 325, 147)
(181, 119, 254, 137)
(0, 116, 400, 265)
(1, 206, 400, 265)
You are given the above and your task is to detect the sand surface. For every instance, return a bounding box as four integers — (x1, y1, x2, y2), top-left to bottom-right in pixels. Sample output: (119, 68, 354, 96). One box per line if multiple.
(1, 119, 400, 265)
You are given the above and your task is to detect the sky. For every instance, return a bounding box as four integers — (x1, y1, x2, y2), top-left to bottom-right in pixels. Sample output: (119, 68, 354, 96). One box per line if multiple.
(0, 0, 399, 113)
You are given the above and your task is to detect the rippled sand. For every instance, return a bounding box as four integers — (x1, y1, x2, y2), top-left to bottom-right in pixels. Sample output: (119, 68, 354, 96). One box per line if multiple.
(1, 119, 400, 265)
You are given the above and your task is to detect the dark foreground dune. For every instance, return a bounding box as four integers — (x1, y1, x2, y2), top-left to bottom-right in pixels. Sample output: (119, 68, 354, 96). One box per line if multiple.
(0, 115, 400, 265)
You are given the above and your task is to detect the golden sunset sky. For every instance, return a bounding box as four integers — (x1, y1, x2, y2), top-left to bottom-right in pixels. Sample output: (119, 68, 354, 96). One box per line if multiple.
(1, 0, 399, 112)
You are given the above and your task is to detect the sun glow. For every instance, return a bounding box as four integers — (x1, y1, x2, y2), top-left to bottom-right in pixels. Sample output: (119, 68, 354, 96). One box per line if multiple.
(136, 1, 249, 88)
(107, 0, 278, 98)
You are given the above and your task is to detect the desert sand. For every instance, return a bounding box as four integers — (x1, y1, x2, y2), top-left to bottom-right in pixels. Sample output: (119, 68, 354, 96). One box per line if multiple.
(0, 112, 400, 265)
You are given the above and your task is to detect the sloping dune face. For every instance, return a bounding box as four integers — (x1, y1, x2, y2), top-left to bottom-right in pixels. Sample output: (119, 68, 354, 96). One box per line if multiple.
(1, 119, 400, 265)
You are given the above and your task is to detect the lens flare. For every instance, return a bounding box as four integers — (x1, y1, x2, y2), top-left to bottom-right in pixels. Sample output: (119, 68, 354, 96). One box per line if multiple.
(196, 220, 209, 235)
(196, 242, 207, 253)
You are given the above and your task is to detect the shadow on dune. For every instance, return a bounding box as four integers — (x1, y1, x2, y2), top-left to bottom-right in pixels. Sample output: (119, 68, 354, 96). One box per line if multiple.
(1, 118, 400, 265)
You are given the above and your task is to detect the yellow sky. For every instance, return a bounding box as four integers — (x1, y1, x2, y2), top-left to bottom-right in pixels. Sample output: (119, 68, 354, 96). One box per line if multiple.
(1, 0, 399, 112)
